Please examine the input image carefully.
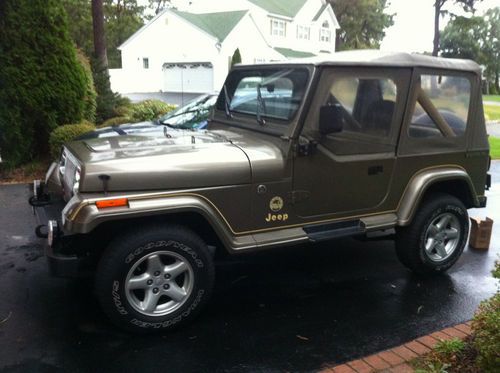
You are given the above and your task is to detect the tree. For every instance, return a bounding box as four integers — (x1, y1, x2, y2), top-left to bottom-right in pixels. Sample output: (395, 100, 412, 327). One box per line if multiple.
(92, 0, 108, 69)
(231, 48, 242, 68)
(104, 0, 145, 68)
(432, 0, 482, 56)
(440, 15, 485, 60)
(63, 0, 144, 69)
(62, 0, 94, 59)
(91, 0, 115, 122)
(328, 0, 394, 51)
(148, 0, 172, 15)
(482, 7, 500, 93)
(440, 8, 500, 93)
(0, 0, 87, 166)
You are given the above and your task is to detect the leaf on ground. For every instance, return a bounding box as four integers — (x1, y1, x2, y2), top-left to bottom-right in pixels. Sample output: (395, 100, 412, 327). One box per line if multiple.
(0, 311, 12, 325)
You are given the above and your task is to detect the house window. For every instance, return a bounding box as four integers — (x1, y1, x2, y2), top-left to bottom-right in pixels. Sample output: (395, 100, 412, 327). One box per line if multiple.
(297, 25, 310, 40)
(320, 21, 331, 42)
(270, 18, 286, 37)
(143, 58, 149, 69)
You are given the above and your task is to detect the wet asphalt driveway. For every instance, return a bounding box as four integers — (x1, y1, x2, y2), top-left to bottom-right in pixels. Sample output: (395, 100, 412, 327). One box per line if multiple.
(0, 163, 499, 373)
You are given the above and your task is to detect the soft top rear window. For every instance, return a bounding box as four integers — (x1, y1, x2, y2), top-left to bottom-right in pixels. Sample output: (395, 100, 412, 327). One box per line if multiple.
(217, 68, 309, 123)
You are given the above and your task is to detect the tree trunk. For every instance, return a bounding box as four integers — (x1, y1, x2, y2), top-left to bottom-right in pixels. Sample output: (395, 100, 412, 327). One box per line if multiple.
(432, 0, 442, 56)
(335, 32, 342, 52)
(92, 0, 108, 69)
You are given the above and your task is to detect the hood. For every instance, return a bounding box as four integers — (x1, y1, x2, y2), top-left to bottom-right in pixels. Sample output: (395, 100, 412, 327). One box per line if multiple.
(66, 128, 252, 192)
(77, 121, 171, 140)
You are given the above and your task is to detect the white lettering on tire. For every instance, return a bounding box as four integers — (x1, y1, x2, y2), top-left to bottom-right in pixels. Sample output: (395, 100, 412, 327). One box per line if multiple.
(112, 281, 128, 315)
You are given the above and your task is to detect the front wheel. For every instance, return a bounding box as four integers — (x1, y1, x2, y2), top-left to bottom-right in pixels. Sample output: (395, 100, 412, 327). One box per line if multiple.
(95, 225, 214, 332)
(395, 193, 469, 275)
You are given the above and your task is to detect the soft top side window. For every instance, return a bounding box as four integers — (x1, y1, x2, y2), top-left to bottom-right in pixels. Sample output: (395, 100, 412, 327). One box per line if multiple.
(307, 68, 410, 156)
(408, 74, 471, 138)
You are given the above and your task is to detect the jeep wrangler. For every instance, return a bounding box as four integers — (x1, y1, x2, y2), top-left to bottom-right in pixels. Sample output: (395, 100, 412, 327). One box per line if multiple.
(30, 51, 491, 332)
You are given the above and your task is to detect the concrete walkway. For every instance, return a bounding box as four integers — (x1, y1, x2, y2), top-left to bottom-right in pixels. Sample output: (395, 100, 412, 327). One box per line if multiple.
(487, 121, 500, 137)
(484, 100, 500, 106)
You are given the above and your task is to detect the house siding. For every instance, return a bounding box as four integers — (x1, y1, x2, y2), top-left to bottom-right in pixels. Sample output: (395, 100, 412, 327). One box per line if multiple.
(111, 0, 339, 94)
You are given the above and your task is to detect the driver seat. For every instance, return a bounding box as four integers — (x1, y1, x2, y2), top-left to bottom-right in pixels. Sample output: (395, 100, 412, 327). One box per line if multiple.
(362, 100, 395, 136)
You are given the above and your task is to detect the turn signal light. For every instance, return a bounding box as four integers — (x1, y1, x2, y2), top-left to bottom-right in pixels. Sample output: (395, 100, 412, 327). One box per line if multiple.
(96, 198, 129, 209)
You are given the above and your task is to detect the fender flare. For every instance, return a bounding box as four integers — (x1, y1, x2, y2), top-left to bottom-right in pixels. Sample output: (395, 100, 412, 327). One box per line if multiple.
(396, 166, 477, 226)
(64, 193, 242, 251)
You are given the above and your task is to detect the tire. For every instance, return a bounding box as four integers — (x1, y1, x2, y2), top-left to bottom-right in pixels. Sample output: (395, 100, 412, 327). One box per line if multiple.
(395, 193, 469, 275)
(95, 224, 215, 333)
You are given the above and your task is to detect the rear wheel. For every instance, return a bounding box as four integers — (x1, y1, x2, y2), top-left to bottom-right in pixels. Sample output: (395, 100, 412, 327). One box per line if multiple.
(395, 193, 469, 275)
(95, 225, 214, 332)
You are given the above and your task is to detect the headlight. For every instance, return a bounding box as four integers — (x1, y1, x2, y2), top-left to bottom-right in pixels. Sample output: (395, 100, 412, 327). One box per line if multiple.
(59, 149, 67, 178)
(73, 166, 81, 195)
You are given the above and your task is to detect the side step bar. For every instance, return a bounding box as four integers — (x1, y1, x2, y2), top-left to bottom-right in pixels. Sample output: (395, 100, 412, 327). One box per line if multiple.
(304, 220, 366, 242)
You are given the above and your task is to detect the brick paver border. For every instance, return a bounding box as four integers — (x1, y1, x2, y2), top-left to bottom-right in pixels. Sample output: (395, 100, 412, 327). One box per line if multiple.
(321, 322, 472, 373)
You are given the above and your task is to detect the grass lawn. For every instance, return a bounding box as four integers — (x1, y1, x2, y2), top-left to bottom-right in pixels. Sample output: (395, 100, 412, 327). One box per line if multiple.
(483, 94, 500, 102)
(484, 104, 500, 121)
(490, 136, 500, 159)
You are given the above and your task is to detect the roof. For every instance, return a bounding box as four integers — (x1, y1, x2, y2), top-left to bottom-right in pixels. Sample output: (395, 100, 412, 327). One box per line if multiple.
(119, 9, 247, 48)
(247, 0, 307, 18)
(171, 10, 248, 42)
(312, 3, 328, 21)
(275, 47, 316, 58)
(247, 51, 481, 73)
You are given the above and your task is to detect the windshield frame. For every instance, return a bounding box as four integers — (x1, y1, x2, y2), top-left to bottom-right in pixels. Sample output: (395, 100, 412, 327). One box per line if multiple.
(214, 65, 313, 136)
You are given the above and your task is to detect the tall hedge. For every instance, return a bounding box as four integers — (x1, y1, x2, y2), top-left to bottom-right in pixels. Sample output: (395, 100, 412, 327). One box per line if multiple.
(0, 0, 88, 167)
(76, 49, 97, 123)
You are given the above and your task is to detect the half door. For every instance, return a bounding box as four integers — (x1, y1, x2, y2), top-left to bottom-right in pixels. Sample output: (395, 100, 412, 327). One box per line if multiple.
(293, 67, 411, 219)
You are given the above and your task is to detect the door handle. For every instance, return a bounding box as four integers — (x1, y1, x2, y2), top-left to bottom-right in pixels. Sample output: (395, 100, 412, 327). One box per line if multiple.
(368, 165, 384, 175)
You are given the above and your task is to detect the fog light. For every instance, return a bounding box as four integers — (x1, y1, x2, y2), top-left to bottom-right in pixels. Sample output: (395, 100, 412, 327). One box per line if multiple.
(48, 220, 58, 247)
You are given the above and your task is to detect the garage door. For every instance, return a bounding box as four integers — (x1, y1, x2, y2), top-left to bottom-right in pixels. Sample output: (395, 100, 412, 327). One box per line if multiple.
(163, 62, 213, 93)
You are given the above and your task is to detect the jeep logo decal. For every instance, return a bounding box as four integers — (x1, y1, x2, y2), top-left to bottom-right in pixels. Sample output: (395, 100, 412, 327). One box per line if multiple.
(269, 196, 283, 212)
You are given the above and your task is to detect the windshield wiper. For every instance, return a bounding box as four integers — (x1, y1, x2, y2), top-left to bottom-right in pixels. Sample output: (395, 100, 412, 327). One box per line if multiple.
(256, 84, 266, 126)
(223, 84, 232, 118)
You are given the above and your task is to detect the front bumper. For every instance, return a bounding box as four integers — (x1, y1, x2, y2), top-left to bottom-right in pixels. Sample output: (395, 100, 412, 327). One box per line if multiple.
(30, 180, 91, 277)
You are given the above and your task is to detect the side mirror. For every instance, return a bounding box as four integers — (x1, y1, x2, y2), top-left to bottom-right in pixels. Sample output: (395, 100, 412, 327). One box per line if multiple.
(319, 104, 343, 135)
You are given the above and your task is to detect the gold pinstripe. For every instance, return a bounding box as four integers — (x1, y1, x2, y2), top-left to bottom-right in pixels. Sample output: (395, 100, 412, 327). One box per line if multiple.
(67, 164, 476, 236)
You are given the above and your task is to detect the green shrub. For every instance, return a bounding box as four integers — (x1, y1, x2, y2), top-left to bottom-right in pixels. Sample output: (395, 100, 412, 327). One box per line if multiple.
(76, 49, 97, 122)
(434, 338, 466, 357)
(413, 338, 466, 373)
(114, 105, 132, 117)
(473, 293, 500, 372)
(231, 48, 242, 67)
(493, 260, 500, 279)
(129, 100, 176, 122)
(99, 116, 131, 128)
(49, 122, 95, 159)
(472, 261, 500, 372)
(115, 95, 132, 110)
(92, 63, 132, 124)
(0, 0, 88, 167)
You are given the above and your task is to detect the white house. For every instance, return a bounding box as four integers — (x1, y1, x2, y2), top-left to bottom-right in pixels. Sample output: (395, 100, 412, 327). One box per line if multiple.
(109, 0, 340, 94)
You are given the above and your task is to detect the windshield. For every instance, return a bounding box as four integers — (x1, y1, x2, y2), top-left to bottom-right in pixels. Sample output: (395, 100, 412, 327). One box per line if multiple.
(217, 68, 309, 123)
(160, 94, 217, 129)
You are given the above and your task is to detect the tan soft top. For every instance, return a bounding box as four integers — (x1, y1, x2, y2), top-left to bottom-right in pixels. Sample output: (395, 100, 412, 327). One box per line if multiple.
(245, 50, 481, 74)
